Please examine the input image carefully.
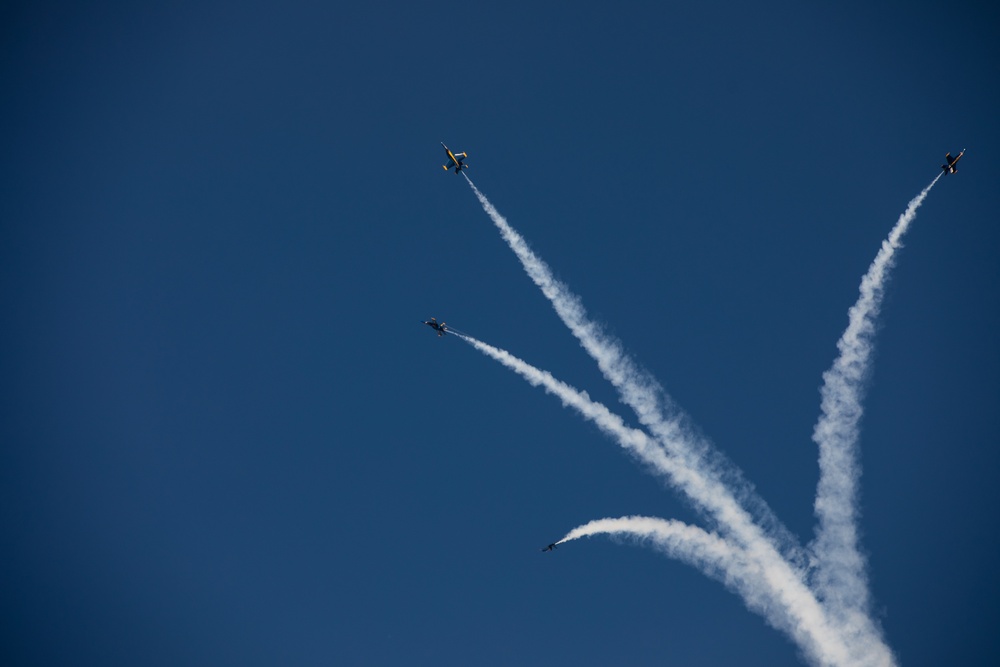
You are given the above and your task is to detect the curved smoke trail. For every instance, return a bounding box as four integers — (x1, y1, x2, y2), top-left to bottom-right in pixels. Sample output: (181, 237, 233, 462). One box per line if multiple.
(811, 175, 941, 639)
(455, 331, 856, 666)
(560, 516, 854, 667)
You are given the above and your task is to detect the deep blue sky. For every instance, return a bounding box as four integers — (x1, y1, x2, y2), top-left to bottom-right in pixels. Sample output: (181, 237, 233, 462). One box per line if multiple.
(2, 2, 998, 665)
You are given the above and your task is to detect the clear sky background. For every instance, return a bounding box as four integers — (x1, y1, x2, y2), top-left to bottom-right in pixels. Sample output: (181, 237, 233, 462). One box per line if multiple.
(2, 2, 998, 665)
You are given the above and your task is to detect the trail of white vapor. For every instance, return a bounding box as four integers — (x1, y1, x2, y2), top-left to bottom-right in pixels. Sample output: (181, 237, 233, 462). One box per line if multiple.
(560, 516, 857, 667)
(811, 175, 941, 641)
(454, 333, 662, 464)
(462, 174, 802, 564)
(456, 332, 857, 666)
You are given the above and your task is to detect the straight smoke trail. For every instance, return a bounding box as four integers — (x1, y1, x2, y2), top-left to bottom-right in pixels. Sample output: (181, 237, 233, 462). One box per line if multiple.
(454, 331, 857, 666)
(462, 174, 803, 564)
(453, 332, 664, 466)
(811, 175, 942, 631)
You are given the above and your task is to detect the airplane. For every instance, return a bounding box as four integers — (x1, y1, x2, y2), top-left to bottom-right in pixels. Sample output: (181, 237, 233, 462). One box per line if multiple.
(941, 149, 966, 174)
(441, 142, 469, 174)
(541, 543, 558, 552)
(423, 317, 448, 336)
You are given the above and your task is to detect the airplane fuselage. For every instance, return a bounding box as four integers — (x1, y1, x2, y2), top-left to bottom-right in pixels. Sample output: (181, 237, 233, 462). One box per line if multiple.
(441, 142, 467, 173)
(941, 149, 965, 174)
(424, 319, 447, 336)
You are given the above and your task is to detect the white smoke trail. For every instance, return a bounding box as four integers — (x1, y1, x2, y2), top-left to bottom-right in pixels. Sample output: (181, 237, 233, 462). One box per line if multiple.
(457, 172, 942, 664)
(463, 174, 803, 564)
(560, 516, 857, 667)
(455, 331, 863, 666)
(455, 332, 773, 559)
(811, 175, 941, 633)
(453, 332, 665, 466)
(559, 516, 747, 577)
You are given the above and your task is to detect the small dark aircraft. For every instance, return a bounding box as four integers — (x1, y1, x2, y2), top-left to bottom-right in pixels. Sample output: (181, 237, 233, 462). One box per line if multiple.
(941, 149, 966, 174)
(441, 142, 469, 174)
(541, 543, 558, 552)
(423, 317, 448, 336)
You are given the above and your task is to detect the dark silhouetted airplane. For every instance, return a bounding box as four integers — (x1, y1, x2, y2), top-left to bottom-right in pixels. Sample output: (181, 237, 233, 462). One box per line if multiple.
(941, 149, 966, 174)
(423, 317, 448, 337)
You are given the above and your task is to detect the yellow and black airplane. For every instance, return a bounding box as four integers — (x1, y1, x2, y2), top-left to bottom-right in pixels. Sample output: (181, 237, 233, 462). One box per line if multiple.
(441, 142, 468, 174)
(941, 149, 966, 174)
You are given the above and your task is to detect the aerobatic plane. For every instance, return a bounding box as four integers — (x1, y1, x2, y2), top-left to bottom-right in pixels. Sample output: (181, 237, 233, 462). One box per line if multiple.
(541, 543, 558, 552)
(941, 149, 966, 174)
(423, 317, 448, 336)
(441, 143, 469, 174)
